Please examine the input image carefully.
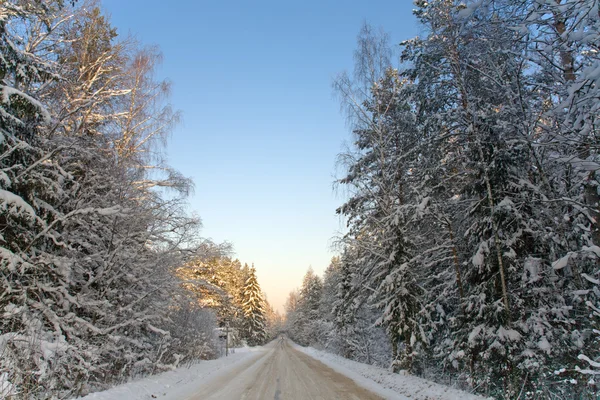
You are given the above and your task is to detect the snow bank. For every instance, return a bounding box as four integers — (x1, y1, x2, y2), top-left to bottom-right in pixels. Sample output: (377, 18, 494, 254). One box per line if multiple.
(76, 346, 263, 400)
(292, 343, 489, 400)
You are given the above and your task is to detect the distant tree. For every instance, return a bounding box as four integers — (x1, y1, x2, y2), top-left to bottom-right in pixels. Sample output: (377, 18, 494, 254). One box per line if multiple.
(176, 250, 250, 332)
(320, 257, 342, 323)
(263, 295, 283, 341)
(286, 268, 323, 346)
(284, 289, 300, 338)
(240, 266, 267, 346)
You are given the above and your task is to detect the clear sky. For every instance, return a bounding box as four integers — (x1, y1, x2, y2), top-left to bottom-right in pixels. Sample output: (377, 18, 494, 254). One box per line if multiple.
(100, 0, 418, 312)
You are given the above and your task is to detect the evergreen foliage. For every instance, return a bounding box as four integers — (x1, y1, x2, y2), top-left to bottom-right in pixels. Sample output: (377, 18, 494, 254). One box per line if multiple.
(241, 266, 267, 346)
(287, 2, 600, 398)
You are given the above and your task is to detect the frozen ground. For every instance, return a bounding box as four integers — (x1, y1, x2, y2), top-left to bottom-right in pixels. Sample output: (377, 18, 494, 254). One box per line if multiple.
(78, 338, 487, 400)
(292, 342, 489, 400)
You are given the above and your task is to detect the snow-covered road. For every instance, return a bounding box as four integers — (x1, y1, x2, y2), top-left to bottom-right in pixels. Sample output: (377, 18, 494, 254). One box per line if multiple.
(80, 339, 486, 400)
(185, 338, 382, 400)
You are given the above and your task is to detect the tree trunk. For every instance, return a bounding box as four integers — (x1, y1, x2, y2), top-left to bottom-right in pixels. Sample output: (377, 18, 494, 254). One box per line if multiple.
(445, 29, 512, 322)
(475, 137, 511, 322)
(552, 0, 575, 82)
(446, 220, 465, 303)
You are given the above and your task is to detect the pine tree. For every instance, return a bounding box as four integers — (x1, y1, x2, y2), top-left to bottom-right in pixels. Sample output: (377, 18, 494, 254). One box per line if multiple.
(335, 29, 430, 372)
(241, 266, 267, 346)
(263, 295, 283, 341)
(295, 268, 323, 346)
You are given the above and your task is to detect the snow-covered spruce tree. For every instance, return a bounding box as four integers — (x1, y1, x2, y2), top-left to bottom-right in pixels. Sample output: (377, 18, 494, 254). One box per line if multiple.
(320, 257, 341, 319)
(328, 247, 391, 366)
(331, 249, 361, 359)
(284, 289, 300, 340)
(317, 257, 342, 349)
(240, 266, 267, 346)
(263, 296, 283, 341)
(334, 26, 433, 372)
(292, 267, 323, 346)
(285, 265, 331, 349)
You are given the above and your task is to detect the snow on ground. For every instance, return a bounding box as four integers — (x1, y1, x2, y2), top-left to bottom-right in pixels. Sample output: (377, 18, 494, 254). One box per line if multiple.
(79, 341, 489, 400)
(77, 346, 263, 400)
(292, 343, 490, 400)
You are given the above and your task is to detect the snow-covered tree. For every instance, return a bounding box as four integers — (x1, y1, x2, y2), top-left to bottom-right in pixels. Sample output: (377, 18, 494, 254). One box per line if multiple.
(240, 266, 267, 346)
(176, 251, 248, 328)
(0, 2, 221, 397)
(264, 296, 283, 341)
(291, 268, 323, 346)
(328, 1, 600, 397)
(334, 25, 432, 372)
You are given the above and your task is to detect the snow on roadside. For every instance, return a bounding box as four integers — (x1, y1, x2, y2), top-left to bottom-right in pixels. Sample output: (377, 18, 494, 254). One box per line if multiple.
(292, 343, 490, 400)
(76, 346, 264, 400)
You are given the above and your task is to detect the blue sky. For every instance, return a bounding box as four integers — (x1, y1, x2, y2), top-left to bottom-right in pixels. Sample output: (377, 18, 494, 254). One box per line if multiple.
(101, 0, 418, 312)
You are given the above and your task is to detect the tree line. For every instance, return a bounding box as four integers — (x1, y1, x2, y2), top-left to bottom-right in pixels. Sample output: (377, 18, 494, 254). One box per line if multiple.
(287, 1, 600, 398)
(177, 252, 282, 348)
(0, 1, 274, 398)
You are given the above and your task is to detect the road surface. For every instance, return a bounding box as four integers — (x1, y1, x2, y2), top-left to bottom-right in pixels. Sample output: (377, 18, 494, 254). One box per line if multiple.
(185, 338, 383, 400)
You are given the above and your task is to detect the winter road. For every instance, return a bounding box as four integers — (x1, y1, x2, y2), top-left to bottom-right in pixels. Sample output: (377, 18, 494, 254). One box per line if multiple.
(185, 338, 383, 400)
